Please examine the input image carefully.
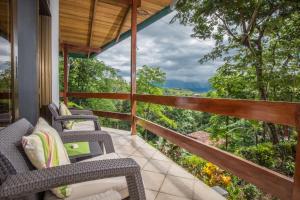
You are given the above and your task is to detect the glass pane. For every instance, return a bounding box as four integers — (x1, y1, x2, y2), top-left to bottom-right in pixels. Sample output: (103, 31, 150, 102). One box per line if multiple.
(0, 0, 12, 124)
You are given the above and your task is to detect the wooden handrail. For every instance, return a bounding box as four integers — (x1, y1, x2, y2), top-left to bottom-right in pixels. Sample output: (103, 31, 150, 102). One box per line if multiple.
(93, 110, 131, 121)
(58, 91, 300, 199)
(65, 92, 130, 100)
(135, 94, 300, 127)
(136, 117, 294, 200)
(0, 92, 11, 99)
(59, 92, 300, 126)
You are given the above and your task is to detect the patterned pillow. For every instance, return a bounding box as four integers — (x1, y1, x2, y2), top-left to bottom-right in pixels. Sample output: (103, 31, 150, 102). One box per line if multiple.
(22, 118, 71, 198)
(59, 102, 75, 129)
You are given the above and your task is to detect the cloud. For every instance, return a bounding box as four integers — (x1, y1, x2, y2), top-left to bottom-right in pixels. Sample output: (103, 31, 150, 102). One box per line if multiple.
(0, 36, 11, 71)
(97, 11, 223, 84)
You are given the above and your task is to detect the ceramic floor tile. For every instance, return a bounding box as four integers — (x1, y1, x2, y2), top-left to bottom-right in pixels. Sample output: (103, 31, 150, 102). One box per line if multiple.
(129, 155, 149, 168)
(140, 143, 157, 151)
(133, 147, 157, 158)
(142, 170, 166, 191)
(146, 189, 158, 200)
(101, 127, 225, 200)
(168, 164, 195, 179)
(114, 145, 137, 155)
(155, 193, 192, 200)
(134, 135, 148, 143)
(117, 153, 130, 158)
(193, 181, 225, 200)
(113, 137, 132, 146)
(143, 159, 172, 174)
(102, 127, 131, 135)
(152, 151, 172, 162)
(123, 136, 146, 148)
(160, 175, 194, 198)
(110, 134, 122, 141)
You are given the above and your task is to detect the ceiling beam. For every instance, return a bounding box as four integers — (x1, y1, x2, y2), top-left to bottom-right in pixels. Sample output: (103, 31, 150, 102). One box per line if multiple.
(61, 43, 101, 54)
(116, 6, 131, 42)
(118, 0, 141, 7)
(88, 0, 98, 58)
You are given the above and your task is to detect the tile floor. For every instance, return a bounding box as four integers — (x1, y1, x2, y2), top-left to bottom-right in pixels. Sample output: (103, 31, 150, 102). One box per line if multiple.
(102, 127, 226, 200)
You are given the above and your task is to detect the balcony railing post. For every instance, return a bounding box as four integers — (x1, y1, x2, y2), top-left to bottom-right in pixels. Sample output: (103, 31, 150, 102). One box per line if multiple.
(292, 114, 300, 199)
(63, 45, 69, 105)
(130, 0, 138, 135)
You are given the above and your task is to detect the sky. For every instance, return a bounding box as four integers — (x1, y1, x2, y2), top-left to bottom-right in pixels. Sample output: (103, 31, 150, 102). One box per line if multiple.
(97, 11, 223, 87)
(0, 36, 10, 71)
(0, 11, 222, 88)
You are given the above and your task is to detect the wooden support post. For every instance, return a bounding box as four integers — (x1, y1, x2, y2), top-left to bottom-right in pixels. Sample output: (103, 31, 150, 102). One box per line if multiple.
(292, 114, 300, 199)
(63, 45, 69, 105)
(130, 0, 137, 135)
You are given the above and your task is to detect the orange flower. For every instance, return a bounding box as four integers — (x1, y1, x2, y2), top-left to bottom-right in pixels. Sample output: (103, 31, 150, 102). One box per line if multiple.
(221, 175, 231, 185)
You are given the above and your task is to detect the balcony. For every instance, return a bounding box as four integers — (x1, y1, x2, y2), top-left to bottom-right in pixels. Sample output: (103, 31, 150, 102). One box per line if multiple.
(1, 0, 298, 199)
(61, 92, 300, 200)
(75, 121, 225, 200)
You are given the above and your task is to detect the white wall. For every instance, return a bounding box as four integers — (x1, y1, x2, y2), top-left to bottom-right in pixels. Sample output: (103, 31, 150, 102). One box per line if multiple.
(51, 0, 60, 105)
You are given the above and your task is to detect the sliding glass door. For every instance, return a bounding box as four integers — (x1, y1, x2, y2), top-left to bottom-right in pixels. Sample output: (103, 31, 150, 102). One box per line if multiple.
(0, 0, 17, 125)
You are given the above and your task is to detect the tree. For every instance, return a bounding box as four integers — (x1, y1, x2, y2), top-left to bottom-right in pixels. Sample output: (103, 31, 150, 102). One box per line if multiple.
(136, 66, 176, 130)
(59, 58, 130, 129)
(173, 0, 300, 144)
(59, 58, 128, 94)
(0, 67, 11, 91)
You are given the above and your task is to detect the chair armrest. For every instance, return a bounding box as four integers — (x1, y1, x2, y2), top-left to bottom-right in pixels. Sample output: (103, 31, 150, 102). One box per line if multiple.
(69, 109, 94, 115)
(55, 115, 101, 130)
(60, 131, 115, 153)
(55, 115, 98, 121)
(0, 159, 145, 200)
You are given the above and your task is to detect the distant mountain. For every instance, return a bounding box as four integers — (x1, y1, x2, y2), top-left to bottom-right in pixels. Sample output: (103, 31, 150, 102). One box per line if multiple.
(164, 80, 211, 92)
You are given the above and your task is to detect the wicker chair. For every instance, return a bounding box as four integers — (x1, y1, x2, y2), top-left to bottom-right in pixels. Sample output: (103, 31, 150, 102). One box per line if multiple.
(48, 103, 103, 160)
(0, 119, 146, 200)
(48, 103, 100, 132)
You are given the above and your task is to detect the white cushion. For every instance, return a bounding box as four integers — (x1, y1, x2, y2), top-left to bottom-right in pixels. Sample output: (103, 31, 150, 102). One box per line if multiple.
(63, 121, 95, 132)
(81, 152, 120, 161)
(45, 189, 122, 200)
(72, 190, 121, 200)
(44, 153, 129, 200)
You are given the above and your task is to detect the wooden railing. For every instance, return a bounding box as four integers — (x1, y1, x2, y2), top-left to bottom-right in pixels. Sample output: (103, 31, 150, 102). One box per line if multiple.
(93, 110, 131, 121)
(66, 92, 130, 100)
(136, 117, 293, 199)
(0, 92, 11, 100)
(135, 94, 300, 127)
(62, 92, 300, 200)
(61, 92, 131, 120)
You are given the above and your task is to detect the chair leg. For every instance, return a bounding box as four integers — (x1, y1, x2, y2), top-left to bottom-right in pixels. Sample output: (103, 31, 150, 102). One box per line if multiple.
(126, 172, 146, 200)
(94, 120, 101, 130)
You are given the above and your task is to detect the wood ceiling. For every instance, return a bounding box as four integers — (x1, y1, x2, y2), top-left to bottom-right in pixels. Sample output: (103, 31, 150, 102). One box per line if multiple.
(59, 0, 172, 56)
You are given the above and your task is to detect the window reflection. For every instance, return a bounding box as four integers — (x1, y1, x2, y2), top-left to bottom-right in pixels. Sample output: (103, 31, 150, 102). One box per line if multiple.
(0, 0, 12, 124)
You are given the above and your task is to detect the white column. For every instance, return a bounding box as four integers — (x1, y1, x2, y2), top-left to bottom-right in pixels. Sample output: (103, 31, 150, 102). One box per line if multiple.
(51, 0, 60, 105)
